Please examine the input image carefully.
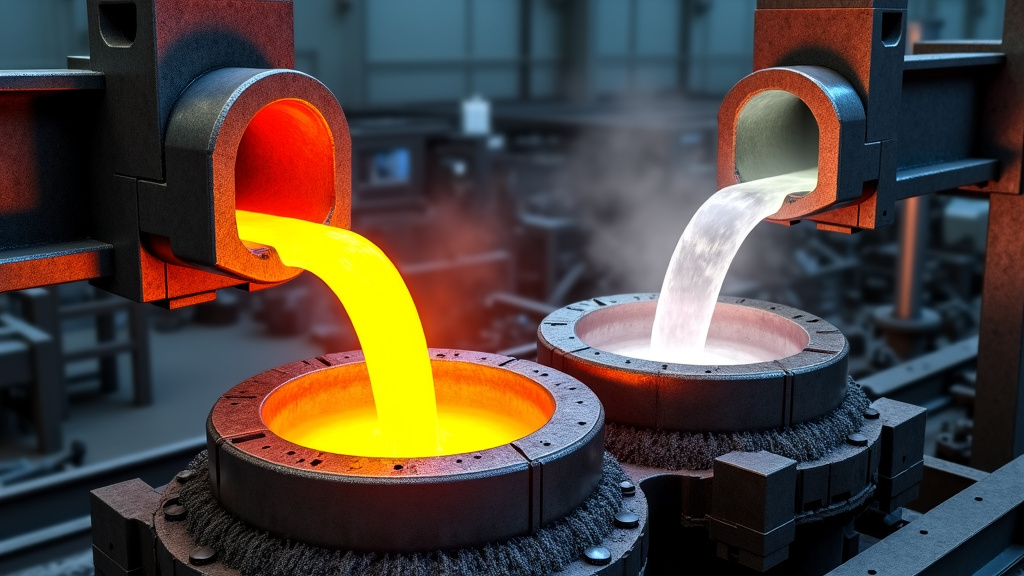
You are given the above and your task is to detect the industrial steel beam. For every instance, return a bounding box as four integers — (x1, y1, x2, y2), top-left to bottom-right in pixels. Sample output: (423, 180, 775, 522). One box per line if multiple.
(718, 0, 1024, 471)
(827, 453, 1024, 576)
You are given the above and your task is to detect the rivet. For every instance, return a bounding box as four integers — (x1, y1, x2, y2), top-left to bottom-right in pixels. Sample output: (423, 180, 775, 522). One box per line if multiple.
(619, 480, 636, 497)
(583, 546, 611, 566)
(847, 432, 869, 447)
(863, 408, 880, 420)
(189, 545, 217, 566)
(614, 510, 640, 529)
(164, 504, 186, 522)
(175, 470, 195, 484)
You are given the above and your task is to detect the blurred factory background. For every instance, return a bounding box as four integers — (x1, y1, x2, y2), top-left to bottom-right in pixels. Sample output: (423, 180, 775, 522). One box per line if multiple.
(0, 0, 1005, 574)
(0, 0, 1007, 101)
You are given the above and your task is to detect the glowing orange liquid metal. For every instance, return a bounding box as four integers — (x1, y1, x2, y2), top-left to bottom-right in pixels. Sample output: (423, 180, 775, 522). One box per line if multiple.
(236, 210, 530, 458)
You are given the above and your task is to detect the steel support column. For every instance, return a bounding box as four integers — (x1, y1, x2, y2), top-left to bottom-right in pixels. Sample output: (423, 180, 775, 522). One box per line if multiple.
(973, 192, 1024, 471)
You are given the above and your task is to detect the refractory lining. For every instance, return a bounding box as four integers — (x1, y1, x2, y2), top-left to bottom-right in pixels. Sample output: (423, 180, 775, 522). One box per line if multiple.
(177, 451, 629, 576)
(605, 379, 871, 471)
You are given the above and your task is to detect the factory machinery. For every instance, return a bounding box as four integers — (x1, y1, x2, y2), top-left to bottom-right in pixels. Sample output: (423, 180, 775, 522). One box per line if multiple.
(1, 0, 1024, 575)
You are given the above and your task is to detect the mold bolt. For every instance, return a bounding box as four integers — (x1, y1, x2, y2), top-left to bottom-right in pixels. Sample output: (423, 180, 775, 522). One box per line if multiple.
(189, 545, 218, 566)
(847, 432, 869, 447)
(583, 546, 612, 566)
(614, 510, 640, 529)
(164, 504, 187, 522)
(619, 480, 636, 497)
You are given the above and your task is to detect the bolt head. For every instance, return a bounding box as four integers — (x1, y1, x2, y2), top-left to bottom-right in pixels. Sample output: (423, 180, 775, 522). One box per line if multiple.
(619, 480, 636, 497)
(863, 408, 880, 420)
(189, 545, 217, 566)
(583, 546, 611, 566)
(176, 470, 195, 484)
(847, 432, 869, 447)
(164, 504, 187, 522)
(614, 510, 640, 529)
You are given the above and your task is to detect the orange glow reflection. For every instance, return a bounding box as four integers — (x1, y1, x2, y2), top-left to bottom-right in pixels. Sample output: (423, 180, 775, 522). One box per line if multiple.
(0, 97, 41, 214)
(235, 99, 334, 224)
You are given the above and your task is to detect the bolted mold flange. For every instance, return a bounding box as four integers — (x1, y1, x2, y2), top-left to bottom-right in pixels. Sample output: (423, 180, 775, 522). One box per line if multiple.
(207, 349, 606, 553)
(537, 294, 849, 433)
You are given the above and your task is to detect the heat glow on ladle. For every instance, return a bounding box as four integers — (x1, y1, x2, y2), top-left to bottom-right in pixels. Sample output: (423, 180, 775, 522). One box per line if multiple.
(235, 210, 441, 456)
(646, 169, 818, 364)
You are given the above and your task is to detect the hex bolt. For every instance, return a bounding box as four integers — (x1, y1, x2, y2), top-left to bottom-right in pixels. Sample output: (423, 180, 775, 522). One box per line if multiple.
(864, 407, 880, 420)
(583, 546, 611, 566)
(176, 469, 195, 484)
(847, 432, 869, 447)
(164, 504, 187, 522)
(619, 480, 636, 497)
(614, 510, 640, 529)
(189, 545, 218, 566)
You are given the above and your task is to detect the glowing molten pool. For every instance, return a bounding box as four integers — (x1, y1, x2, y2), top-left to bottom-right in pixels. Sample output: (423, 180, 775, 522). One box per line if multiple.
(260, 358, 556, 457)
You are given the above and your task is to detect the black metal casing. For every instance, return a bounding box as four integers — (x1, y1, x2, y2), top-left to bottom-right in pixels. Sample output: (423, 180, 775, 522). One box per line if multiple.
(0, 0, 352, 308)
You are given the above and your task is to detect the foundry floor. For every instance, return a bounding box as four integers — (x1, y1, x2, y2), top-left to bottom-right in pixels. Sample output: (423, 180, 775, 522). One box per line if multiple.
(0, 311, 323, 465)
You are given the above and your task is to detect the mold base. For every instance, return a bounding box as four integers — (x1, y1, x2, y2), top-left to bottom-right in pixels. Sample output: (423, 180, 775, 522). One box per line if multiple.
(605, 379, 870, 471)
(161, 452, 647, 576)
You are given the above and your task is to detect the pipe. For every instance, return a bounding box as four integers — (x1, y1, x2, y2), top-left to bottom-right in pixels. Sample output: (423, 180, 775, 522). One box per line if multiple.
(716, 0, 1005, 233)
(894, 196, 929, 320)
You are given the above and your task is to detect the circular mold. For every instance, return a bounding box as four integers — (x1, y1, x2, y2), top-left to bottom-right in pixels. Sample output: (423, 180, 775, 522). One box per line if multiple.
(537, 294, 849, 433)
(207, 349, 605, 553)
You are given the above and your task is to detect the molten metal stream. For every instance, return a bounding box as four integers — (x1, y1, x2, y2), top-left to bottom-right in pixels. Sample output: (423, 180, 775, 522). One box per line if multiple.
(236, 210, 440, 456)
(650, 169, 818, 363)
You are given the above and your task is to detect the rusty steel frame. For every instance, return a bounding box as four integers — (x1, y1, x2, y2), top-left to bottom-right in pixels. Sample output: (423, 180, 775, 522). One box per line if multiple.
(0, 0, 352, 308)
(718, 0, 1024, 472)
(718, 0, 1007, 233)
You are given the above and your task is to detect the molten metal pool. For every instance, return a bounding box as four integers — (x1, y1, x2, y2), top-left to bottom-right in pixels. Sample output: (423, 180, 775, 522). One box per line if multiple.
(262, 351, 556, 457)
(573, 294, 810, 365)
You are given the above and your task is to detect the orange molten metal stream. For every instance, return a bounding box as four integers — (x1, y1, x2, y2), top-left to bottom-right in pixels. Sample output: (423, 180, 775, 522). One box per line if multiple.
(236, 210, 530, 457)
